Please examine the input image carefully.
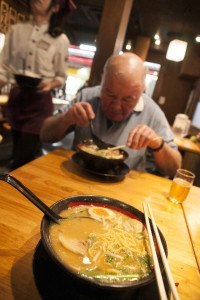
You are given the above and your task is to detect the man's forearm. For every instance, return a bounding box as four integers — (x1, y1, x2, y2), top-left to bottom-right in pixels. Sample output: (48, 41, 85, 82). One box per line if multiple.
(153, 144, 182, 177)
(40, 111, 73, 143)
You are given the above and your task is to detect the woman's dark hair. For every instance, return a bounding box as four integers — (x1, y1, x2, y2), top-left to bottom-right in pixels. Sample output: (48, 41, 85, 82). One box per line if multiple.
(28, 0, 75, 38)
(48, 0, 72, 38)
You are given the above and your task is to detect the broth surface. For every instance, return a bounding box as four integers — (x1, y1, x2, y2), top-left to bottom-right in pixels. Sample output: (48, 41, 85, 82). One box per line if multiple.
(80, 144, 124, 159)
(49, 205, 152, 283)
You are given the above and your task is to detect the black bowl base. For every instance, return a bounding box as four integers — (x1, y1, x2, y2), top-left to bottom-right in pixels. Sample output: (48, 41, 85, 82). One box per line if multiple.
(72, 153, 130, 182)
(33, 240, 170, 300)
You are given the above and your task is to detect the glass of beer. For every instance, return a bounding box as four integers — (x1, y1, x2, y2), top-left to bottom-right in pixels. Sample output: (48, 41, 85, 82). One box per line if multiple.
(168, 169, 195, 204)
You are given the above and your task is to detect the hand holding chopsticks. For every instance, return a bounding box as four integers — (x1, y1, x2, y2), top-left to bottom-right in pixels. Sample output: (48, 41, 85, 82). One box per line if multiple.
(143, 201, 180, 300)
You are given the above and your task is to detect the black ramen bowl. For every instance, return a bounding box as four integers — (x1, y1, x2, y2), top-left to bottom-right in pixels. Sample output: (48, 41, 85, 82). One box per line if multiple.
(41, 195, 167, 291)
(14, 73, 41, 89)
(76, 140, 129, 173)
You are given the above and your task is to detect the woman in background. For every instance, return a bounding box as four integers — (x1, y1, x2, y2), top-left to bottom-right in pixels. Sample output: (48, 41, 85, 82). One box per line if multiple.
(0, 0, 75, 170)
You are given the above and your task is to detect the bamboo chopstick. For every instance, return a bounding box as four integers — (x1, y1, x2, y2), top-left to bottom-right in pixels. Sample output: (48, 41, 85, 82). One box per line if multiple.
(107, 145, 126, 151)
(143, 202, 168, 300)
(107, 138, 174, 152)
(143, 202, 180, 300)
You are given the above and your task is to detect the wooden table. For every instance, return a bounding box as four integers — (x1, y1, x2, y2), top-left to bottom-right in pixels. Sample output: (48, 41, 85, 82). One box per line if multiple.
(174, 137, 200, 187)
(0, 149, 200, 300)
(174, 137, 200, 155)
(182, 191, 200, 271)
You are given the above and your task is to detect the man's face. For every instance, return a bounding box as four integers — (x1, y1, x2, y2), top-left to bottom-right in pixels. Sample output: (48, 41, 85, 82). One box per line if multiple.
(100, 73, 144, 122)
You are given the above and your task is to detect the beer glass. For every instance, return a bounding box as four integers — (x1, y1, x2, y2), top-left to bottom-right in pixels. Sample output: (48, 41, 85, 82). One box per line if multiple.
(168, 169, 195, 204)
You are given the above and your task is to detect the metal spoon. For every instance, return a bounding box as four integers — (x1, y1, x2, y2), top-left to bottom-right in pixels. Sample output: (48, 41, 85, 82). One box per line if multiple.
(89, 120, 109, 149)
(0, 174, 93, 224)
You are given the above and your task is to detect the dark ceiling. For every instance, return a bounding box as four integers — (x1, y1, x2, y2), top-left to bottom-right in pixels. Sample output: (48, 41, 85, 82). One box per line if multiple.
(66, 0, 200, 54)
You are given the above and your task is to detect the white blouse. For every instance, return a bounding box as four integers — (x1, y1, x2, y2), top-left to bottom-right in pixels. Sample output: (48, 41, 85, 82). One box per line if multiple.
(0, 21, 69, 85)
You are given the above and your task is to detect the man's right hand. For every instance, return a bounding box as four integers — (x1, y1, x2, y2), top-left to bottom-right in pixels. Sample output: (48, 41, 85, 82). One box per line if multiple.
(40, 101, 95, 143)
(67, 102, 95, 127)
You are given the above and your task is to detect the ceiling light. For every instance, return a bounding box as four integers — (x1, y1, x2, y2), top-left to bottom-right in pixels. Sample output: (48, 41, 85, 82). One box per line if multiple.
(154, 34, 160, 40)
(125, 40, 132, 50)
(166, 39, 187, 62)
(155, 39, 160, 45)
(126, 44, 131, 50)
(195, 35, 200, 43)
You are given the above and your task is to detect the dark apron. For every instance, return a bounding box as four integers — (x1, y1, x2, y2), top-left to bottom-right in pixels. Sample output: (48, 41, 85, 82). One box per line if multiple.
(5, 87, 53, 135)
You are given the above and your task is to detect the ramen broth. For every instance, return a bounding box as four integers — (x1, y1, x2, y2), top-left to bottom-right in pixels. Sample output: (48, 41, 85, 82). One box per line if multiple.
(49, 205, 152, 283)
(79, 144, 124, 159)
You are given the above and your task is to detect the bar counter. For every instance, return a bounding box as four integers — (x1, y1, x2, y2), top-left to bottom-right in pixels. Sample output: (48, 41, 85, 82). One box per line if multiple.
(0, 149, 199, 299)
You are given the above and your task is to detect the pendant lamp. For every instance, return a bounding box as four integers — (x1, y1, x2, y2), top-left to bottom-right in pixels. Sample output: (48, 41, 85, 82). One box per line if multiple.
(166, 39, 187, 62)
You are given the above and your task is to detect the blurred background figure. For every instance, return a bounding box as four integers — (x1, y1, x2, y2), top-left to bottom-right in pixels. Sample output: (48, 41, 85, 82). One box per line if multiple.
(0, 0, 75, 170)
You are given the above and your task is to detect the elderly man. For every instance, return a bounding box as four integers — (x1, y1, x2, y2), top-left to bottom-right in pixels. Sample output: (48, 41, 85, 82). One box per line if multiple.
(40, 53, 181, 177)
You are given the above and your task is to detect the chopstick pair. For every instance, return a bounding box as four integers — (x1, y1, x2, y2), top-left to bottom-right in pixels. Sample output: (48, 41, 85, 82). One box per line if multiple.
(107, 138, 174, 152)
(143, 201, 180, 300)
(108, 138, 174, 152)
(107, 145, 126, 151)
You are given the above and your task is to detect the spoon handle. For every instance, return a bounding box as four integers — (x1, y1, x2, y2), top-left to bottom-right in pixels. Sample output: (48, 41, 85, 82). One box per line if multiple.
(0, 174, 60, 223)
(89, 120, 109, 149)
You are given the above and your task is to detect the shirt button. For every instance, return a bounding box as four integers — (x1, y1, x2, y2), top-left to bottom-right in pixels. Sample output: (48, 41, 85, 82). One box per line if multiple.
(29, 52, 33, 55)
(28, 66, 31, 69)
(32, 40, 36, 43)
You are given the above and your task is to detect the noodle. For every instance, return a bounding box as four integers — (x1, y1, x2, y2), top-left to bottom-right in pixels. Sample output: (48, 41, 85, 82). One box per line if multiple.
(80, 144, 124, 159)
(84, 216, 151, 278)
(50, 205, 152, 283)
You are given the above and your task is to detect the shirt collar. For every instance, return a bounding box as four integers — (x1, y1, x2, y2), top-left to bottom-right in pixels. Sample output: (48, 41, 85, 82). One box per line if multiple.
(133, 95, 144, 112)
(30, 17, 49, 32)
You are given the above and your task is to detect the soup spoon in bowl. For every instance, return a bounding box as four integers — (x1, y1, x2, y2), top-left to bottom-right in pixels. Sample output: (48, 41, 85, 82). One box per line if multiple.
(0, 173, 93, 224)
(89, 120, 110, 149)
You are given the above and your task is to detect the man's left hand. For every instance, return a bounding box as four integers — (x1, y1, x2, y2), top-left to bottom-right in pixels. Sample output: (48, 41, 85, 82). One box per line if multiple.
(127, 124, 163, 150)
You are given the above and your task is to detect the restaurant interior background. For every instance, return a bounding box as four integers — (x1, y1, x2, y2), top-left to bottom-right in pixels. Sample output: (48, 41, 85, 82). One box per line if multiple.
(0, 0, 200, 177)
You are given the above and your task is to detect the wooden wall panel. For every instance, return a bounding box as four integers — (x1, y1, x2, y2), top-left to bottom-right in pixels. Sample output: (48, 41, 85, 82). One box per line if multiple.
(88, 0, 133, 86)
(0, 0, 28, 34)
(147, 51, 193, 125)
(179, 44, 200, 80)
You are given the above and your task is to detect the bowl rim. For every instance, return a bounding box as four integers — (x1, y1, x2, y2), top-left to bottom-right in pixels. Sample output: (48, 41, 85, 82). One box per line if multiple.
(14, 73, 42, 88)
(14, 73, 41, 79)
(77, 140, 129, 162)
(41, 195, 167, 290)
